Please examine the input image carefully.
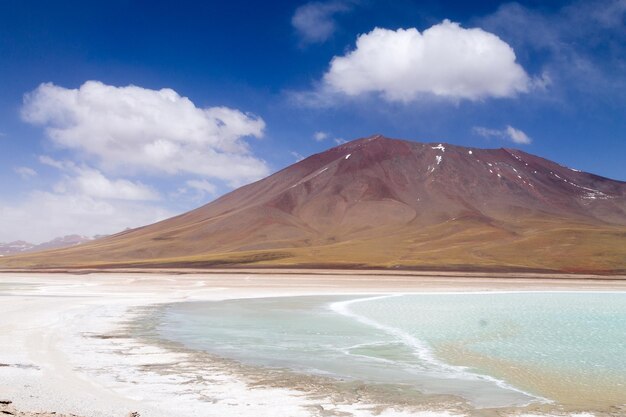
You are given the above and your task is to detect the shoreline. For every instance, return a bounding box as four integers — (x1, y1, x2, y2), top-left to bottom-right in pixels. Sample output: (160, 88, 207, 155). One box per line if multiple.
(1, 272, 625, 417)
(2, 268, 625, 280)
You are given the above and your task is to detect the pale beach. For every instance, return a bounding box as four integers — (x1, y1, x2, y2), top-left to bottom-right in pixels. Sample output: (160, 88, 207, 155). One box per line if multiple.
(1, 271, 625, 417)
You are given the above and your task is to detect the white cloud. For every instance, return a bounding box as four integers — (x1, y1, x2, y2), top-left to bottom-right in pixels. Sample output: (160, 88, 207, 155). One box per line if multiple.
(22, 81, 269, 187)
(39, 156, 160, 201)
(313, 131, 329, 141)
(322, 20, 531, 102)
(1, 155, 161, 242)
(473, 127, 500, 138)
(185, 179, 217, 196)
(0, 191, 172, 244)
(505, 126, 532, 145)
(292, 1, 353, 44)
(39, 155, 69, 170)
(473, 125, 532, 144)
(3, 80, 272, 243)
(65, 167, 160, 201)
(14, 166, 37, 179)
(311, 132, 345, 145)
(170, 179, 217, 203)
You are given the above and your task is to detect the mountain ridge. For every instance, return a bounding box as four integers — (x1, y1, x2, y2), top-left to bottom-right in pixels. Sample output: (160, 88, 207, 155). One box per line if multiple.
(2, 135, 625, 273)
(0, 235, 102, 257)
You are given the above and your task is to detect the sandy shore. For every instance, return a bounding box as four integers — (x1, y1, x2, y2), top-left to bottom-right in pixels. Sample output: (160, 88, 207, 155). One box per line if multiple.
(0, 271, 624, 417)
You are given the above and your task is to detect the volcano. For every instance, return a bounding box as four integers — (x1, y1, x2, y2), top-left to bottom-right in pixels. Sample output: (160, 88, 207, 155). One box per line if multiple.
(3, 135, 626, 273)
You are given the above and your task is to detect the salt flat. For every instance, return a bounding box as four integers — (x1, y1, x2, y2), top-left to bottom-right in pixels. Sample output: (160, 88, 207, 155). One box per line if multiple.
(0, 271, 624, 417)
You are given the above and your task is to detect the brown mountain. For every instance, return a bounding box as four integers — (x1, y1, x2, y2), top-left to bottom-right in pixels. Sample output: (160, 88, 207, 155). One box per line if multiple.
(2, 135, 625, 273)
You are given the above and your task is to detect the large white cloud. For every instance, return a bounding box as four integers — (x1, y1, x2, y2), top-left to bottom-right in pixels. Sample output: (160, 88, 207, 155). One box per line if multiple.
(22, 81, 270, 186)
(2, 80, 272, 243)
(323, 20, 531, 102)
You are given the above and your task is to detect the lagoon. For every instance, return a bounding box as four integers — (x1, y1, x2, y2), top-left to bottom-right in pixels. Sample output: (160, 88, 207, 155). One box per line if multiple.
(155, 292, 626, 410)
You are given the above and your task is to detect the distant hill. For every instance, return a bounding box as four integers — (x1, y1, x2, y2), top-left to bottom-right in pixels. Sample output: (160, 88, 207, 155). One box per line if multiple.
(0, 235, 101, 257)
(2, 135, 625, 273)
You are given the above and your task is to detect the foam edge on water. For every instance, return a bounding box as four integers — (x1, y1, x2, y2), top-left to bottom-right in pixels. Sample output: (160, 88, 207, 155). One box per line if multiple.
(328, 294, 550, 407)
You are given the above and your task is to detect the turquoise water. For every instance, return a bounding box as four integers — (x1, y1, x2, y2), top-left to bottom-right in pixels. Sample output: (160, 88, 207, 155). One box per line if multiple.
(154, 292, 626, 409)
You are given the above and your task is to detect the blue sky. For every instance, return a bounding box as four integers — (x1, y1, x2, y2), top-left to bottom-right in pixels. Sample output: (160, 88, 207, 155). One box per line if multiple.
(0, 0, 624, 242)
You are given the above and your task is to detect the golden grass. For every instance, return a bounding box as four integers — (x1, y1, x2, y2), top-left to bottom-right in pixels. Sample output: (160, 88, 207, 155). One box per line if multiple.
(2, 218, 624, 274)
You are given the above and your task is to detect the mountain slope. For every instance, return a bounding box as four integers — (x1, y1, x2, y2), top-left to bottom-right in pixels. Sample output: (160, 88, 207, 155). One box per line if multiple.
(2, 135, 625, 273)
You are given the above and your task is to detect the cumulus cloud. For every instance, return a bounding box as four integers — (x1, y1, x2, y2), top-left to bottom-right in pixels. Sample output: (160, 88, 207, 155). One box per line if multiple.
(334, 138, 347, 145)
(473, 125, 532, 145)
(2, 80, 273, 243)
(292, 1, 354, 44)
(322, 20, 531, 102)
(313, 131, 328, 141)
(22, 81, 269, 187)
(0, 191, 172, 244)
(14, 166, 37, 179)
(39, 156, 160, 201)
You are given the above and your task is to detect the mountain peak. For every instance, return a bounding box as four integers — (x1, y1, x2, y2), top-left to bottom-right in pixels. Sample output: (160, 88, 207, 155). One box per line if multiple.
(1, 135, 625, 273)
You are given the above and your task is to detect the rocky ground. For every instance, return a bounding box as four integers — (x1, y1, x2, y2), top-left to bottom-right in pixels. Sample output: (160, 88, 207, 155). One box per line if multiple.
(0, 400, 139, 417)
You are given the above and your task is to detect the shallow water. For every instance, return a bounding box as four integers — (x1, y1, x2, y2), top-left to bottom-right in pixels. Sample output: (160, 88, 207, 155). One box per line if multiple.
(154, 292, 626, 410)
